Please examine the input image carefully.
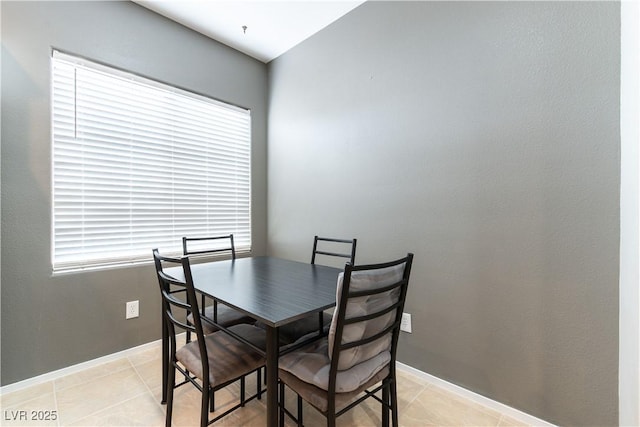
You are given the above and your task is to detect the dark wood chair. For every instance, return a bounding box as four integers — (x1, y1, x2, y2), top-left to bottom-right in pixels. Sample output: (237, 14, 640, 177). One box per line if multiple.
(183, 235, 254, 334)
(278, 253, 414, 427)
(153, 249, 265, 427)
(277, 236, 357, 344)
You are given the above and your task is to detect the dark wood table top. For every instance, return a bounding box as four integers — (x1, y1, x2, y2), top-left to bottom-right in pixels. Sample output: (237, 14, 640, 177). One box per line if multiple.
(167, 256, 342, 327)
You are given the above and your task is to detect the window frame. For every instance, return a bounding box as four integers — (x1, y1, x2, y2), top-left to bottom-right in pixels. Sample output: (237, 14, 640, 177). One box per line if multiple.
(50, 49, 252, 274)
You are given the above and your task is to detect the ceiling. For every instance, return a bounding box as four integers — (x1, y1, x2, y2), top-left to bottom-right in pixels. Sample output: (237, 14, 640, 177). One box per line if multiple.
(134, 0, 366, 63)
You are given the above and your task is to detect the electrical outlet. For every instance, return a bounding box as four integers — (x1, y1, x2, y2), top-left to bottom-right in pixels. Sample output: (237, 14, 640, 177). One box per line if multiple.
(400, 312, 412, 333)
(126, 300, 139, 319)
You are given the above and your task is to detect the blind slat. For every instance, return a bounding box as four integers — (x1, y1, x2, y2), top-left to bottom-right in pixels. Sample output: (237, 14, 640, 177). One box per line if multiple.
(52, 51, 252, 273)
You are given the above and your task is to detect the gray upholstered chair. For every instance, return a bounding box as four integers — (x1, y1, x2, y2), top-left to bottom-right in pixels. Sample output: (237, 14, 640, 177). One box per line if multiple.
(153, 249, 265, 427)
(183, 235, 254, 334)
(278, 253, 413, 427)
(277, 236, 358, 344)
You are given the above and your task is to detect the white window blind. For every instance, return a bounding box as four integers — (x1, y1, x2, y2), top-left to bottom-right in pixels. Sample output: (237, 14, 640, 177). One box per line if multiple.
(51, 50, 251, 273)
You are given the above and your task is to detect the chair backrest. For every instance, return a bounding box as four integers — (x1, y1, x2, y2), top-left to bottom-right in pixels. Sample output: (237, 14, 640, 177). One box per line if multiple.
(152, 249, 209, 370)
(327, 253, 413, 378)
(311, 236, 357, 266)
(182, 234, 236, 259)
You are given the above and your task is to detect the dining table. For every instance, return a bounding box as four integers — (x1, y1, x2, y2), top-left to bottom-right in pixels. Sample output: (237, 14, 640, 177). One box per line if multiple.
(162, 256, 342, 427)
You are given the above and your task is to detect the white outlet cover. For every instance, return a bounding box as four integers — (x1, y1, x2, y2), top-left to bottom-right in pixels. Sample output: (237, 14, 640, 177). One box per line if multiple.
(126, 300, 139, 319)
(401, 312, 412, 333)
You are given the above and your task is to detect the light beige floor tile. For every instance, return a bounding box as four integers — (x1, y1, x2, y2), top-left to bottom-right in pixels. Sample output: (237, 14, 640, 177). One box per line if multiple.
(0, 382, 54, 409)
(400, 385, 501, 427)
(133, 358, 163, 392)
(279, 386, 315, 426)
(156, 381, 260, 427)
(428, 383, 503, 419)
(55, 366, 148, 425)
(215, 400, 267, 427)
(1, 343, 537, 427)
(0, 393, 58, 427)
(54, 358, 132, 392)
(396, 371, 429, 410)
(145, 362, 233, 404)
(337, 399, 385, 427)
(65, 393, 165, 427)
(166, 380, 247, 427)
(498, 414, 533, 427)
(300, 402, 327, 427)
(127, 344, 162, 368)
(244, 370, 265, 390)
(149, 385, 164, 406)
(168, 386, 203, 427)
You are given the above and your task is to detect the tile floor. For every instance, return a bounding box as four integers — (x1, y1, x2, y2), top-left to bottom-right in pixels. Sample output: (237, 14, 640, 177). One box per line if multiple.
(0, 340, 532, 427)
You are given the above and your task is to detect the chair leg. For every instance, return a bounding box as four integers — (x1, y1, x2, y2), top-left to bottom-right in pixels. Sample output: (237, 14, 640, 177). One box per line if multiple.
(327, 396, 336, 427)
(279, 381, 285, 427)
(257, 369, 263, 400)
(382, 381, 390, 427)
(390, 377, 399, 427)
(327, 412, 336, 427)
(184, 327, 192, 386)
(201, 387, 210, 427)
(209, 390, 215, 412)
(161, 317, 169, 405)
(297, 394, 303, 427)
(240, 376, 246, 407)
(165, 363, 176, 427)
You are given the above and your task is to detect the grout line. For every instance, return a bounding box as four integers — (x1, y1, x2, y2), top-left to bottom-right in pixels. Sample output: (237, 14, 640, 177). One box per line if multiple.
(396, 374, 428, 411)
(4, 340, 552, 427)
(53, 381, 60, 427)
(61, 363, 159, 426)
(53, 357, 134, 394)
(0, 385, 56, 409)
(1, 339, 163, 396)
(127, 353, 167, 418)
(58, 390, 150, 427)
(396, 362, 555, 427)
(58, 360, 161, 426)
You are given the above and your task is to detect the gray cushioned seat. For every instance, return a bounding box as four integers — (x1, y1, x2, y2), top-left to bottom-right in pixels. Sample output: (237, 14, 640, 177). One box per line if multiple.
(279, 338, 390, 394)
(279, 364, 389, 414)
(176, 327, 264, 386)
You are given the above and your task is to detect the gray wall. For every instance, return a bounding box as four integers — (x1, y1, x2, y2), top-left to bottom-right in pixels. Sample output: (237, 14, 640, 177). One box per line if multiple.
(267, 2, 620, 426)
(1, 1, 268, 385)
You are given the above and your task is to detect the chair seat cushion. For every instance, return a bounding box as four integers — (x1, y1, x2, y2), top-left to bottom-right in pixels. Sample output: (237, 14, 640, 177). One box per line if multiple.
(187, 303, 254, 334)
(279, 364, 389, 414)
(176, 329, 265, 387)
(279, 337, 390, 394)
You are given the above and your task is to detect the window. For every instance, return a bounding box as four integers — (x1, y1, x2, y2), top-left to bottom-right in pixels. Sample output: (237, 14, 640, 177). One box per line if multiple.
(51, 50, 251, 273)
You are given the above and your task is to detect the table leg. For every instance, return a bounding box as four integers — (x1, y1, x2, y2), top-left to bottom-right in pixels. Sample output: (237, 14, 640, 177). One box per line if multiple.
(266, 326, 279, 427)
(161, 313, 168, 404)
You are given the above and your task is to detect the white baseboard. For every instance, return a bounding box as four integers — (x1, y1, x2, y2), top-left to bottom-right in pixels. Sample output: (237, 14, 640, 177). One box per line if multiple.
(0, 339, 162, 395)
(396, 362, 555, 427)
